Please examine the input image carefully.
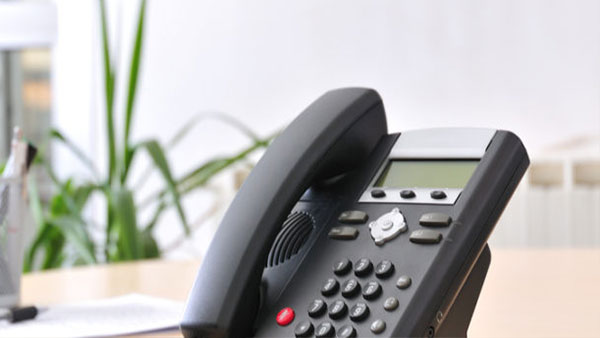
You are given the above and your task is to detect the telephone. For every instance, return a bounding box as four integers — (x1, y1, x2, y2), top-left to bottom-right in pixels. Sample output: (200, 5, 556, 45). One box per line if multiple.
(181, 88, 529, 338)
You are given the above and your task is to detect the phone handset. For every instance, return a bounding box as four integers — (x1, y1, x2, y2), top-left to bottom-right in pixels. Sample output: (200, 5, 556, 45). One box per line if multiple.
(181, 88, 388, 337)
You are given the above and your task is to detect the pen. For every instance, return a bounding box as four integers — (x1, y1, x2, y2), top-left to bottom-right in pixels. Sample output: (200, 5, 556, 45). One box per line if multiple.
(0, 306, 45, 323)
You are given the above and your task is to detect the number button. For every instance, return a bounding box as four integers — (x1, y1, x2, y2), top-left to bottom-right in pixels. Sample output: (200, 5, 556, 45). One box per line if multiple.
(333, 259, 352, 276)
(308, 299, 327, 318)
(341, 279, 361, 298)
(321, 278, 339, 296)
(349, 302, 369, 322)
(375, 260, 394, 279)
(337, 325, 357, 338)
(294, 320, 313, 337)
(362, 281, 382, 300)
(328, 300, 348, 319)
(315, 322, 335, 337)
(354, 258, 373, 277)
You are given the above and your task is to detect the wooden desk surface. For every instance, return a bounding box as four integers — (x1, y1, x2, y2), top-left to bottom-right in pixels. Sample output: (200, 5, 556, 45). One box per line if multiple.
(21, 249, 600, 337)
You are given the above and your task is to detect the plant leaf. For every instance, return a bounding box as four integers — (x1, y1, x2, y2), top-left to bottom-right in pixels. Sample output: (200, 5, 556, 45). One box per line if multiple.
(27, 174, 44, 229)
(99, 0, 117, 184)
(167, 113, 261, 149)
(72, 184, 99, 212)
(177, 137, 271, 194)
(23, 222, 54, 272)
(121, 0, 147, 184)
(48, 129, 99, 177)
(138, 140, 189, 234)
(110, 188, 142, 261)
(51, 216, 96, 265)
(138, 136, 272, 210)
(140, 229, 160, 259)
(41, 225, 66, 270)
(123, 0, 146, 150)
(133, 113, 268, 191)
(144, 200, 166, 231)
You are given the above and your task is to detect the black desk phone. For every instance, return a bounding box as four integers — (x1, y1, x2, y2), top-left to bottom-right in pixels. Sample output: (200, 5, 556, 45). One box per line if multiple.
(181, 88, 529, 338)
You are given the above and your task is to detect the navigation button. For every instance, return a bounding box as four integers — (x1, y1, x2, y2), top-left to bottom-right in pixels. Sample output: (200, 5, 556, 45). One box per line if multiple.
(419, 213, 452, 227)
(338, 210, 368, 224)
(410, 229, 443, 244)
(369, 208, 407, 246)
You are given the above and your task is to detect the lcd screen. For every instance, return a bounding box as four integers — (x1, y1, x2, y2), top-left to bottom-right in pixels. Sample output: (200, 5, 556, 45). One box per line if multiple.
(374, 160, 479, 189)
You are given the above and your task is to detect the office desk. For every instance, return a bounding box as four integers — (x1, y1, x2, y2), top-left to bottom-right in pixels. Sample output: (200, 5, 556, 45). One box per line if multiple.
(21, 249, 600, 337)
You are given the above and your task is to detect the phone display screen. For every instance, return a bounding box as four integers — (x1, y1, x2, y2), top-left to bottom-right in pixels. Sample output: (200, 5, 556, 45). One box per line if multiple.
(374, 160, 479, 189)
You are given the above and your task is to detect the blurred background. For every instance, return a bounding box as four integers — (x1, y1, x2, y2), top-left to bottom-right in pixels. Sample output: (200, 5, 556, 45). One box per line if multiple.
(2, 0, 599, 271)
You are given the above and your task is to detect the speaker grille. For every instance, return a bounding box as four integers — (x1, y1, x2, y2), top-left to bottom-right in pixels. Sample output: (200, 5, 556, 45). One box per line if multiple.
(266, 212, 314, 267)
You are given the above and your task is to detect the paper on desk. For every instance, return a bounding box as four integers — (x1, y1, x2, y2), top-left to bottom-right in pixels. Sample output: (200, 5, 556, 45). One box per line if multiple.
(0, 294, 185, 337)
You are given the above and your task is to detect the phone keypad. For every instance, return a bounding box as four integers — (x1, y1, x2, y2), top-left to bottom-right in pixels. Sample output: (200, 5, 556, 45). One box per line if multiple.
(298, 259, 411, 336)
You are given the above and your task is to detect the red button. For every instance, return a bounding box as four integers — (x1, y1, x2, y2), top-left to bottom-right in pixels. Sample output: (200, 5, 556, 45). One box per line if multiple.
(276, 307, 295, 326)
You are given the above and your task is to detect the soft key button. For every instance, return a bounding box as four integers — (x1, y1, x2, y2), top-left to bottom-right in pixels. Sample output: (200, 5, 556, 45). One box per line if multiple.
(419, 213, 452, 227)
(338, 210, 368, 224)
(368, 208, 407, 245)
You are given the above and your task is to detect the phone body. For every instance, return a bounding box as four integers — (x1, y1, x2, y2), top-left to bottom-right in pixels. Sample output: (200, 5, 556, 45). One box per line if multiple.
(181, 88, 529, 338)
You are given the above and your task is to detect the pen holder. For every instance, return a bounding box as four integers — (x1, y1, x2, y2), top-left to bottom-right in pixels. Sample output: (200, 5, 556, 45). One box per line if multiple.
(0, 176, 26, 308)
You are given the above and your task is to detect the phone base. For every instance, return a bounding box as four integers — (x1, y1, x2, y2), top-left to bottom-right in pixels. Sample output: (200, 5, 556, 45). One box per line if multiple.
(432, 244, 491, 338)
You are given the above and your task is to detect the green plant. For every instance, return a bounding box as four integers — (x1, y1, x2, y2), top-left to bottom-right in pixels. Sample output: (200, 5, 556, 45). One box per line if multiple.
(24, 0, 271, 271)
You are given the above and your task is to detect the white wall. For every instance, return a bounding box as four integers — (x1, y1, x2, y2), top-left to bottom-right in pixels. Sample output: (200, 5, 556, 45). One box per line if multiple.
(52, 0, 600, 252)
